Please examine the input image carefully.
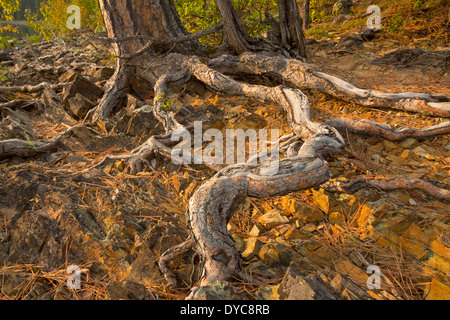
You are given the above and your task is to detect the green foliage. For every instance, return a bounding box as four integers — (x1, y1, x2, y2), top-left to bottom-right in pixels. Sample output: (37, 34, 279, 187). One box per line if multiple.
(175, 0, 277, 46)
(388, 14, 405, 32)
(28, 33, 40, 43)
(0, 36, 10, 49)
(0, 35, 19, 49)
(175, 0, 221, 46)
(0, 0, 20, 33)
(0, 67, 10, 82)
(156, 93, 175, 112)
(233, 0, 277, 36)
(25, 0, 104, 40)
(309, 0, 336, 23)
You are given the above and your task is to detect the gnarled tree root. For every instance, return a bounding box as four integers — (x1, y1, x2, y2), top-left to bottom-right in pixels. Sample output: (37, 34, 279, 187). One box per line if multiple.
(0, 124, 85, 160)
(325, 118, 450, 140)
(158, 55, 345, 292)
(209, 52, 450, 117)
(323, 176, 450, 200)
(157, 54, 449, 295)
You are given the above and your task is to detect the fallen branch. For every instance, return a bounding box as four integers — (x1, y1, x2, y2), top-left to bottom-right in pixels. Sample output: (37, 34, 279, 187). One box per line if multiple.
(0, 99, 41, 111)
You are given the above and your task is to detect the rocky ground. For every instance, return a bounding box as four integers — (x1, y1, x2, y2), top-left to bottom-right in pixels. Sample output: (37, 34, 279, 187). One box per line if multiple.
(0, 29, 449, 300)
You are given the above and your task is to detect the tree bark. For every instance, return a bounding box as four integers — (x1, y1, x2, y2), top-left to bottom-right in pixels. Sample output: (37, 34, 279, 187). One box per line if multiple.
(91, 0, 202, 120)
(98, 0, 200, 56)
(214, 0, 256, 54)
(278, 0, 307, 58)
(301, 0, 310, 30)
(209, 52, 450, 117)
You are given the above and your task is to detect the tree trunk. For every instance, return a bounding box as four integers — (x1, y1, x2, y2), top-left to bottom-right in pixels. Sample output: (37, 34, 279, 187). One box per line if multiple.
(98, 0, 200, 56)
(301, 0, 310, 30)
(278, 0, 307, 58)
(92, 0, 202, 120)
(214, 0, 256, 54)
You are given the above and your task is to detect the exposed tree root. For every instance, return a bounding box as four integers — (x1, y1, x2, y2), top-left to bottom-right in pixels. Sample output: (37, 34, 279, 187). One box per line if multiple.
(325, 118, 450, 141)
(88, 63, 131, 122)
(0, 82, 68, 94)
(209, 52, 450, 117)
(156, 55, 345, 291)
(147, 54, 450, 293)
(159, 237, 195, 287)
(86, 68, 195, 174)
(0, 124, 85, 160)
(323, 176, 450, 200)
(152, 69, 191, 133)
(185, 135, 339, 288)
(3, 45, 448, 297)
(85, 134, 175, 174)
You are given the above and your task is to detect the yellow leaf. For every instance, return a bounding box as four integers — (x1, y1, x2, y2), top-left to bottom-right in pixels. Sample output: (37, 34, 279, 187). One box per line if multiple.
(311, 188, 329, 213)
(173, 175, 181, 193)
(209, 95, 219, 106)
(97, 119, 108, 134)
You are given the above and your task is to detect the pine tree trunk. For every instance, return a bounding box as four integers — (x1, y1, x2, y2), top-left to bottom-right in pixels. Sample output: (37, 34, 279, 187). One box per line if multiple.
(302, 0, 310, 30)
(98, 0, 201, 56)
(92, 0, 202, 120)
(278, 0, 307, 58)
(215, 0, 255, 53)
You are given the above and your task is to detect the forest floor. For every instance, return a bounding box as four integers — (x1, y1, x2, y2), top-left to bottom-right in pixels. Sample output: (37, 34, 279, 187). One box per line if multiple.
(0, 21, 449, 300)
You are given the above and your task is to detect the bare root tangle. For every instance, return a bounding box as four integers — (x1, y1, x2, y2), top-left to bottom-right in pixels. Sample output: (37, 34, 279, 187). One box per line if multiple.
(86, 134, 176, 174)
(87, 23, 221, 122)
(323, 176, 450, 200)
(208, 52, 450, 117)
(158, 56, 346, 290)
(152, 69, 191, 133)
(87, 68, 193, 174)
(184, 129, 342, 289)
(324, 118, 450, 140)
(0, 124, 86, 160)
(185, 55, 327, 140)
